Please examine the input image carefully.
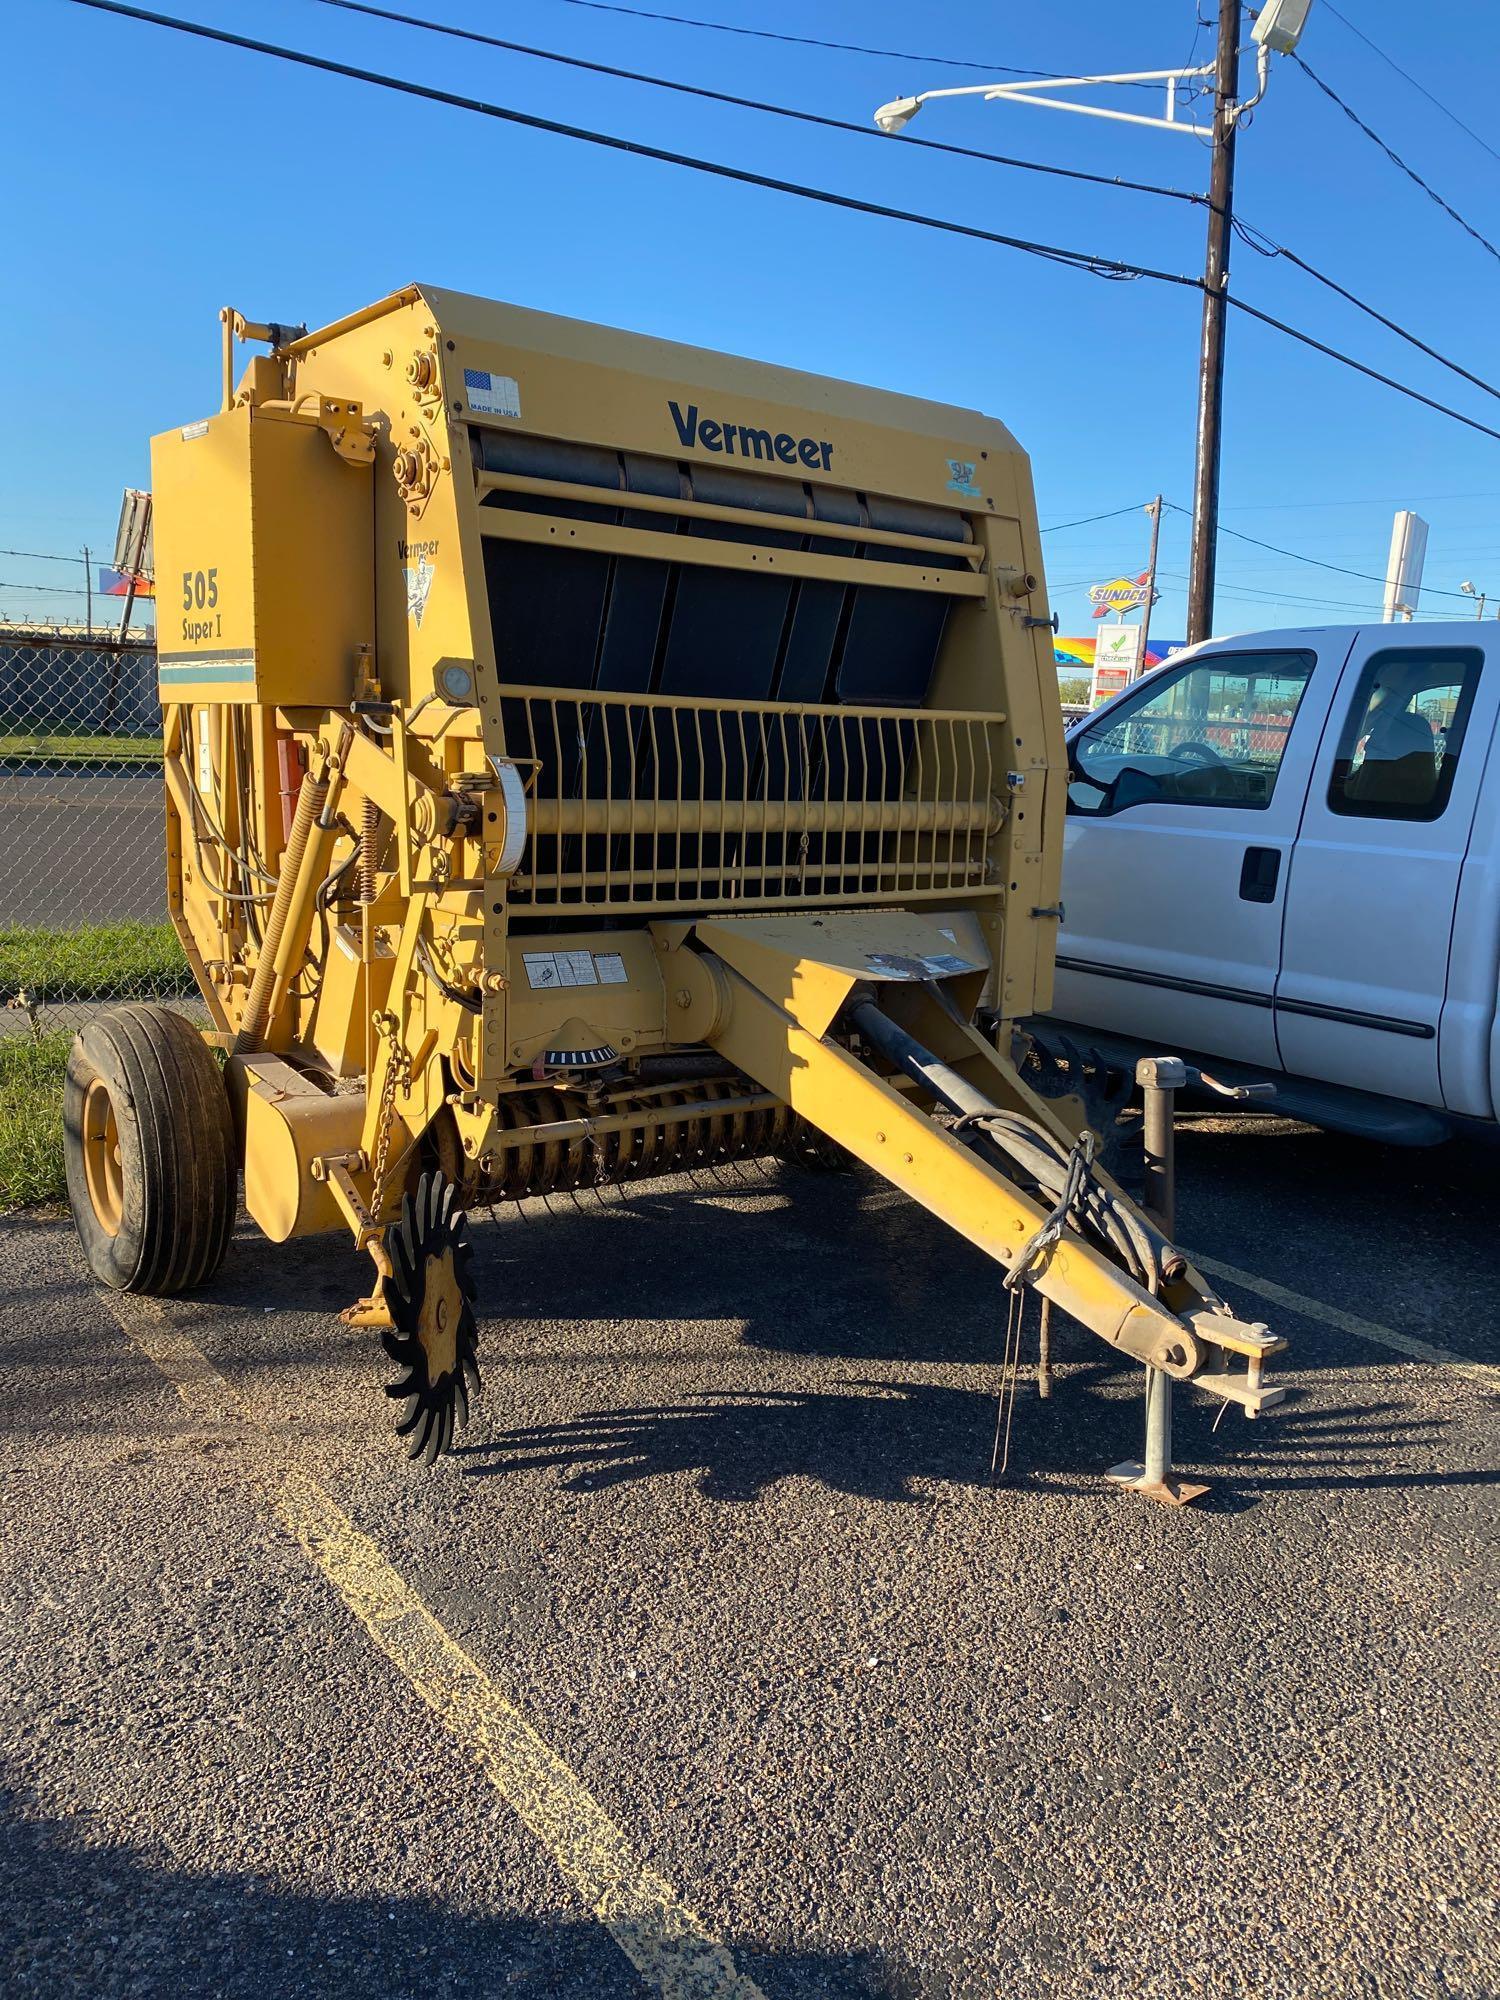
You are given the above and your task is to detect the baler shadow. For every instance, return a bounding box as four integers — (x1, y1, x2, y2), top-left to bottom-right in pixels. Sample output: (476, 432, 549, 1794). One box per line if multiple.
(457, 1379, 1449, 1505)
(458, 1380, 1007, 1500)
(460, 1164, 1010, 1369)
(0, 1783, 884, 2000)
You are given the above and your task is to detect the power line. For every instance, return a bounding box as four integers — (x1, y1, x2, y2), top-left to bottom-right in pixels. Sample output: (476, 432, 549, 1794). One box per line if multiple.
(315, 1, 1500, 409)
(1040, 504, 1151, 534)
(1219, 490, 1500, 515)
(1232, 219, 1500, 405)
(1292, 52, 1500, 269)
(0, 546, 91, 563)
(1227, 295, 1500, 448)
(536, 0, 1157, 88)
(1322, 2, 1500, 170)
(1153, 568, 1474, 620)
(48, 0, 1500, 456)
(309, 0, 1203, 207)
(1160, 502, 1476, 600)
(52, 0, 1205, 291)
(1154, 569, 1381, 614)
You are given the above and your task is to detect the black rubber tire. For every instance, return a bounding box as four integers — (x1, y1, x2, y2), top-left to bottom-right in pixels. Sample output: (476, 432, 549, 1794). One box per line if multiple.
(63, 1004, 237, 1293)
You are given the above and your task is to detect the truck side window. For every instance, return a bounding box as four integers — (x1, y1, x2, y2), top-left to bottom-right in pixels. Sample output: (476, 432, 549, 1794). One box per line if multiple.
(1327, 648, 1482, 822)
(1069, 650, 1316, 816)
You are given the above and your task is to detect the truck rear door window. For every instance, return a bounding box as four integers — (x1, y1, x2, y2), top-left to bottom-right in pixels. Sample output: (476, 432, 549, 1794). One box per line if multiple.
(1070, 649, 1316, 815)
(1327, 647, 1482, 822)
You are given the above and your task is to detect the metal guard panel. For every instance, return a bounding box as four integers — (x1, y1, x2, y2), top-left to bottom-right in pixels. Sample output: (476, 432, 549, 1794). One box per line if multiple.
(500, 684, 1005, 916)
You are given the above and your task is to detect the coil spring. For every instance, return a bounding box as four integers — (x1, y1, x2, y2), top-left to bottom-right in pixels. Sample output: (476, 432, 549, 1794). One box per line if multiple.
(357, 797, 380, 904)
(478, 1080, 798, 1202)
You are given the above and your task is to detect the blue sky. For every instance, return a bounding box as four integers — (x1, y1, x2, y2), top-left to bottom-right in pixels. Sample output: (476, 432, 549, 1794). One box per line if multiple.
(4, 0, 1499, 646)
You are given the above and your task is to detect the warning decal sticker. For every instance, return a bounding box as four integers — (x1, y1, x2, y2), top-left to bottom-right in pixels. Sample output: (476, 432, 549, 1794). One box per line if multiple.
(522, 950, 631, 990)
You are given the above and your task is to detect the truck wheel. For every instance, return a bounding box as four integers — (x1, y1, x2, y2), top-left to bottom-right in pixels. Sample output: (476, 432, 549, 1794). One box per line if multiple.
(64, 1005, 237, 1293)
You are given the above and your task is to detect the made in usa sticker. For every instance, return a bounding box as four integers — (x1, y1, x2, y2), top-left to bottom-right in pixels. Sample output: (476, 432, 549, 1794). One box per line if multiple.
(464, 368, 521, 419)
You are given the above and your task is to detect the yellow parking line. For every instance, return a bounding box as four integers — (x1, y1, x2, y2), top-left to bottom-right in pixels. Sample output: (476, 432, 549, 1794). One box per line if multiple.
(107, 1297, 768, 2000)
(1191, 1252, 1500, 1389)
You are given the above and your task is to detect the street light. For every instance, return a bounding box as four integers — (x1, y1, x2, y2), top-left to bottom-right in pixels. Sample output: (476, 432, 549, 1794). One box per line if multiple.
(873, 2, 1316, 646)
(1460, 579, 1488, 621)
(873, 95, 922, 135)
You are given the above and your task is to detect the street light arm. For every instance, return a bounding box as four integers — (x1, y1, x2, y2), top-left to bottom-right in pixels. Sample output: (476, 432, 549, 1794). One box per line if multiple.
(876, 62, 1219, 139)
(981, 87, 1212, 138)
(874, 3, 1312, 650)
(984, 65, 1216, 92)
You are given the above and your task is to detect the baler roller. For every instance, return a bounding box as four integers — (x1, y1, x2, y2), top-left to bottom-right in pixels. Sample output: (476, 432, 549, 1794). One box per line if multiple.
(474, 1078, 796, 1202)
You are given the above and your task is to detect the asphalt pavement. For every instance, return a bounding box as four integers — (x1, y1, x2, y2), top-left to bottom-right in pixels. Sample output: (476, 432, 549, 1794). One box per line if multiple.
(1, 1113, 1495, 1998)
(0, 769, 165, 926)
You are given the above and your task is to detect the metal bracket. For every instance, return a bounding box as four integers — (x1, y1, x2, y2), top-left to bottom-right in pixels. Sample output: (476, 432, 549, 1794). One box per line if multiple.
(315, 1153, 398, 1329)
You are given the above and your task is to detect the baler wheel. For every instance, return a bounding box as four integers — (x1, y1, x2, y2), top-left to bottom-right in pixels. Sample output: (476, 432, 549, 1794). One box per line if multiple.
(63, 1004, 237, 1294)
(380, 1170, 481, 1464)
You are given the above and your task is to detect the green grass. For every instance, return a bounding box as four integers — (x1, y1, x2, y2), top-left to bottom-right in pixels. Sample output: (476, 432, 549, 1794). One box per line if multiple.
(0, 1032, 69, 1208)
(0, 921, 189, 1007)
(0, 731, 161, 762)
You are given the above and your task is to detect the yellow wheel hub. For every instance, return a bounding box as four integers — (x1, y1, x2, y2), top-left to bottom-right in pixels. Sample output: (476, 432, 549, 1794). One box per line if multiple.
(417, 1245, 460, 1382)
(81, 1076, 124, 1236)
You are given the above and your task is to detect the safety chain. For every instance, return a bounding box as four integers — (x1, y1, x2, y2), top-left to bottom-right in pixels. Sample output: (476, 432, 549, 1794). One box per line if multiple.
(1003, 1128, 1097, 1293)
(368, 1009, 413, 1223)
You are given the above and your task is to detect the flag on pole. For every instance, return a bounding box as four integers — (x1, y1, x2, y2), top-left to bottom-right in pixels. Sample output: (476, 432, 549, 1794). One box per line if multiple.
(98, 566, 155, 598)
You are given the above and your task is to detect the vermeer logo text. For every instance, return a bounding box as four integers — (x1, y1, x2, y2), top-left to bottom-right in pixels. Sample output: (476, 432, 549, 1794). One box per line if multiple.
(669, 400, 833, 471)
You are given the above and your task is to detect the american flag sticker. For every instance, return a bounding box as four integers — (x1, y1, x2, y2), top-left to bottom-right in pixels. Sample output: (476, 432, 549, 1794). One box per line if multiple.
(463, 367, 522, 419)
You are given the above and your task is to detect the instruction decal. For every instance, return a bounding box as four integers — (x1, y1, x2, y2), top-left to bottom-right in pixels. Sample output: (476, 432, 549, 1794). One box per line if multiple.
(464, 368, 522, 419)
(403, 551, 435, 628)
(945, 458, 981, 497)
(522, 949, 627, 990)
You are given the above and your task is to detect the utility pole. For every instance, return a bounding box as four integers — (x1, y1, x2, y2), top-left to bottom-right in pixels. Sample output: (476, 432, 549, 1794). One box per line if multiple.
(83, 545, 92, 631)
(1186, 0, 1241, 649)
(1139, 495, 1163, 675)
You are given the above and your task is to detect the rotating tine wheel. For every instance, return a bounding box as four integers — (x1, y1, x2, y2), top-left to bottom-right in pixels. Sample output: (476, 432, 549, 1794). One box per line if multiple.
(381, 1170, 481, 1463)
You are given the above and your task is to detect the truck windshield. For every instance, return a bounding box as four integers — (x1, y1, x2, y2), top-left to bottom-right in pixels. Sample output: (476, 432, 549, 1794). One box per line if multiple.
(1070, 649, 1316, 814)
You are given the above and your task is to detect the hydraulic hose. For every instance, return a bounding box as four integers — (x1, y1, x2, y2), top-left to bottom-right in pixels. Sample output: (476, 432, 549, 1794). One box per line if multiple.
(231, 761, 330, 1055)
(847, 997, 996, 1120)
(846, 993, 1166, 1292)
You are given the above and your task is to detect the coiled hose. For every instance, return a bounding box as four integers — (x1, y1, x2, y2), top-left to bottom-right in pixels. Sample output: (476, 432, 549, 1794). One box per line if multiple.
(845, 994, 1167, 1294)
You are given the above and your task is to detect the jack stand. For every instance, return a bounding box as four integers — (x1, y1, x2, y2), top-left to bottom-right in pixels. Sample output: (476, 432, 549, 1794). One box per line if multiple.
(1107, 1365, 1209, 1507)
(1105, 1055, 1210, 1506)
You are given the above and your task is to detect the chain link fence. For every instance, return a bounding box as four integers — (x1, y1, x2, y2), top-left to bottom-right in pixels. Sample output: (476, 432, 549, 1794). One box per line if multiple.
(0, 624, 199, 1038)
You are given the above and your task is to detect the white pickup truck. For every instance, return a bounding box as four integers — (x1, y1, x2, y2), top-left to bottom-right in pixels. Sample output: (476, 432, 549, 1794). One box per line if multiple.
(1047, 623, 1499, 1143)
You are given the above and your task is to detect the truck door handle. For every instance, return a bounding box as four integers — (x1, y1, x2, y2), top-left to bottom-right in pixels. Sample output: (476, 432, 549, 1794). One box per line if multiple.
(1239, 846, 1281, 903)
